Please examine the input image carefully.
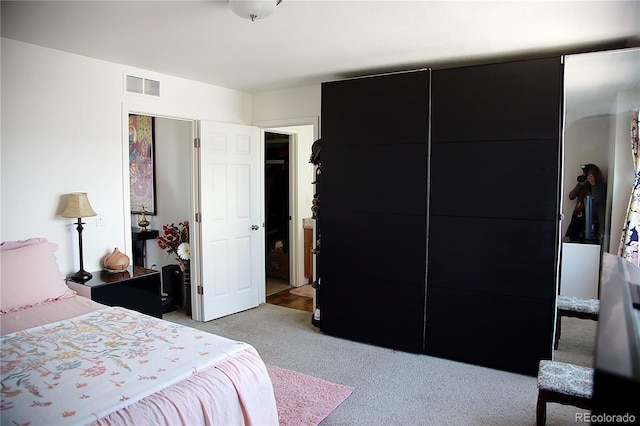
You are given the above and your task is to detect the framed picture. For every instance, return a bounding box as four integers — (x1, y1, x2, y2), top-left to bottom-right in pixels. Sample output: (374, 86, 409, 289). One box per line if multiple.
(129, 114, 157, 215)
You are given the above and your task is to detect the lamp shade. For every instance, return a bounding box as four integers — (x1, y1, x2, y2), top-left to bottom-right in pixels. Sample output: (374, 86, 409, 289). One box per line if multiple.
(229, 0, 277, 20)
(62, 192, 97, 218)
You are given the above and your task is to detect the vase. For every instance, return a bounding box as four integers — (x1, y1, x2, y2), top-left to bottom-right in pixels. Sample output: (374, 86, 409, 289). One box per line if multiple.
(103, 247, 130, 272)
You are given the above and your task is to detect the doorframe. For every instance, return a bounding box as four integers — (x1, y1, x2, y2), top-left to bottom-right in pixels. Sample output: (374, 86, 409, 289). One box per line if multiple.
(121, 102, 198, 312)
(265, 131, 294, 285)
(254, 117, 319, 288)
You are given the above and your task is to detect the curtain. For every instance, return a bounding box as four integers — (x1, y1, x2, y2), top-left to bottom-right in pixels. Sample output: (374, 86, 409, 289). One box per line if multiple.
(619, 107, 640, 264)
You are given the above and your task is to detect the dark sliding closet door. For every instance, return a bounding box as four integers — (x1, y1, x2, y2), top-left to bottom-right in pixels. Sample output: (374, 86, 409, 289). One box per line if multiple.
(320, 70, 430, 353)
(426, 57, 563, 375)
(319, 57, 562, 375)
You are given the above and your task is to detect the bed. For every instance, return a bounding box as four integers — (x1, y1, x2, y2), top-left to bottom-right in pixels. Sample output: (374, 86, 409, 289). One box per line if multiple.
(0, 238, 279, 425)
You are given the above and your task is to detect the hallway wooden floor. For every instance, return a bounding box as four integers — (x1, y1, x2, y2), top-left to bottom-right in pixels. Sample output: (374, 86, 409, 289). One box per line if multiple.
(266, 287, 313, 312)
(265, 278, 313, 312)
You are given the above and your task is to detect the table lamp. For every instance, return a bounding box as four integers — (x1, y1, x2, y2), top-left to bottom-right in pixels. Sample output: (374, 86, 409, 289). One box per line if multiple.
(62, 192, 97, 281)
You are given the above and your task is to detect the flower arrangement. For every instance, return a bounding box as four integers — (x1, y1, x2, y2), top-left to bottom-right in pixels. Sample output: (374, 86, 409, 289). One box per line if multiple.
(157, 221, 190, 270)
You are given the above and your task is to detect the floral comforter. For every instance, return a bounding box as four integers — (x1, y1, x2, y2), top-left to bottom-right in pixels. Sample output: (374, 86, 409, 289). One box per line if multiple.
(1, 306, 263, 425)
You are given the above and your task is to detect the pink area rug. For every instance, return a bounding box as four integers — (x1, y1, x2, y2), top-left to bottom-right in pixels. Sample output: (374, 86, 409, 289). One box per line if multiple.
(289, 284, 314, 298)
(266, 364, 354, 426)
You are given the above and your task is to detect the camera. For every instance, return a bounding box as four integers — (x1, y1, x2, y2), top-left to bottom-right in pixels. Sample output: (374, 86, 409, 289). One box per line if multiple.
(576, 164, 590, 182)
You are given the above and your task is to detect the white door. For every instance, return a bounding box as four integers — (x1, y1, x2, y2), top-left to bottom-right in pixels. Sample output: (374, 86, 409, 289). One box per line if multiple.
(197, 121, 264, 321)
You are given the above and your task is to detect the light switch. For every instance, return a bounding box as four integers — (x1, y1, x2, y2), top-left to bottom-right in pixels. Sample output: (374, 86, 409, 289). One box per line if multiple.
(96, 213, 105, 227)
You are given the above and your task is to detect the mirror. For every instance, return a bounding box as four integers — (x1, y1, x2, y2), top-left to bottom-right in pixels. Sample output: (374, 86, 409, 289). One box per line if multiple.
(563, 48, 640, 254)
(560, 48, 639, 299)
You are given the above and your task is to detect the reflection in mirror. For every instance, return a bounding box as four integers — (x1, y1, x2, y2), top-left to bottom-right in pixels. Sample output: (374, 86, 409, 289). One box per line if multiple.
(563, 48, 640, 254)
(560, 48, 639, 300)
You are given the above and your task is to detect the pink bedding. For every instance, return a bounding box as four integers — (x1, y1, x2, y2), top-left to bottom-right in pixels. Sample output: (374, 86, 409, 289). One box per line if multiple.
(1, 296, 278, 425)
(0, 294, 106, 335)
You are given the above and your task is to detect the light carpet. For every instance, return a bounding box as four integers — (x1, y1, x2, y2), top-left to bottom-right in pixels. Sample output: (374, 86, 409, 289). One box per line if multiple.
(164, 304, 595, 425)
(290, 284, 314, 298)
(267, 364, 354, 426)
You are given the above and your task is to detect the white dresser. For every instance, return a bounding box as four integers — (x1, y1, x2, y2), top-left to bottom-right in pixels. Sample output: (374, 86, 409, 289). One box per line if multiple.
(560, 242, 601, 299)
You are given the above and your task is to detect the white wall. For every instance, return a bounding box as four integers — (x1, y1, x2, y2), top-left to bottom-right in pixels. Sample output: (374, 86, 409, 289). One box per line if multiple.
(1, 38, 252, 275)
(253, 86, 321, 127)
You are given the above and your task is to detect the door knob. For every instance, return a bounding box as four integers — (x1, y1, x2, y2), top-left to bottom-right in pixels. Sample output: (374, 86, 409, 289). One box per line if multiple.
(251, 224, 259, 230)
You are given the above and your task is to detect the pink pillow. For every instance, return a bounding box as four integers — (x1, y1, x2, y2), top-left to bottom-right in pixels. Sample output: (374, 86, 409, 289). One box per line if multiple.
(0, 237, 49, 251)
(0, 242, 74, 314)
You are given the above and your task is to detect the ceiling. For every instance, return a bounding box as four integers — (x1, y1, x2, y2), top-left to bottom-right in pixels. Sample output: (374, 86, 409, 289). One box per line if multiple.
(2, 1, 639, 94)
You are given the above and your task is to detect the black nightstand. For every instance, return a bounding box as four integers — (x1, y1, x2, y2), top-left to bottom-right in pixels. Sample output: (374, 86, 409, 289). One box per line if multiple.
(66, 266, 162, 318)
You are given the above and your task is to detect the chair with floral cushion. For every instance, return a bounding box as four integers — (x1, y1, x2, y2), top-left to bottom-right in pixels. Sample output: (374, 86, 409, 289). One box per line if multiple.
(536, 360, 593, 425)
(554, 295, 599, 349)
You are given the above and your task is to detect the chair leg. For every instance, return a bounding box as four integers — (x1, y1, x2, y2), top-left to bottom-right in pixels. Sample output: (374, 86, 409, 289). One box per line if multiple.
(536, 391, 547, 426)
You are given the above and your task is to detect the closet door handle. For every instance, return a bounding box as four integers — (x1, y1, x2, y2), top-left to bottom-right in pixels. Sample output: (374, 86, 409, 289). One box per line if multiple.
(251, 224, 259, 230)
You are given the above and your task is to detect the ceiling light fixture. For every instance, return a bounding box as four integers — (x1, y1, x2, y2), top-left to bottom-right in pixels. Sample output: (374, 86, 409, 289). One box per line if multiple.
(228, 0, 282, 21)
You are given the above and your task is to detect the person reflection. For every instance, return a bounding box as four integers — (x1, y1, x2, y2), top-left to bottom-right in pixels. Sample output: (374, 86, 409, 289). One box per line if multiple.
(565, 163, 606, 242)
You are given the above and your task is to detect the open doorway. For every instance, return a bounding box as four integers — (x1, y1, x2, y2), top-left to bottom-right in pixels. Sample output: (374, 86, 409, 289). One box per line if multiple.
(126, 114, 194, 303)
(259, 122, 316, 306)
(265, 132, 291, 295)
(257, 121, 316, 299)
(123, 110, 317, 319)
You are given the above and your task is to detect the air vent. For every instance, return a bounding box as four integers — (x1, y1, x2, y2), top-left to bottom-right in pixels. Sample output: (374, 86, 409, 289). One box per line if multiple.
(144, 79, 160, 97)
(126, 75, 143, 94)
(125, 74, 160, 97)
